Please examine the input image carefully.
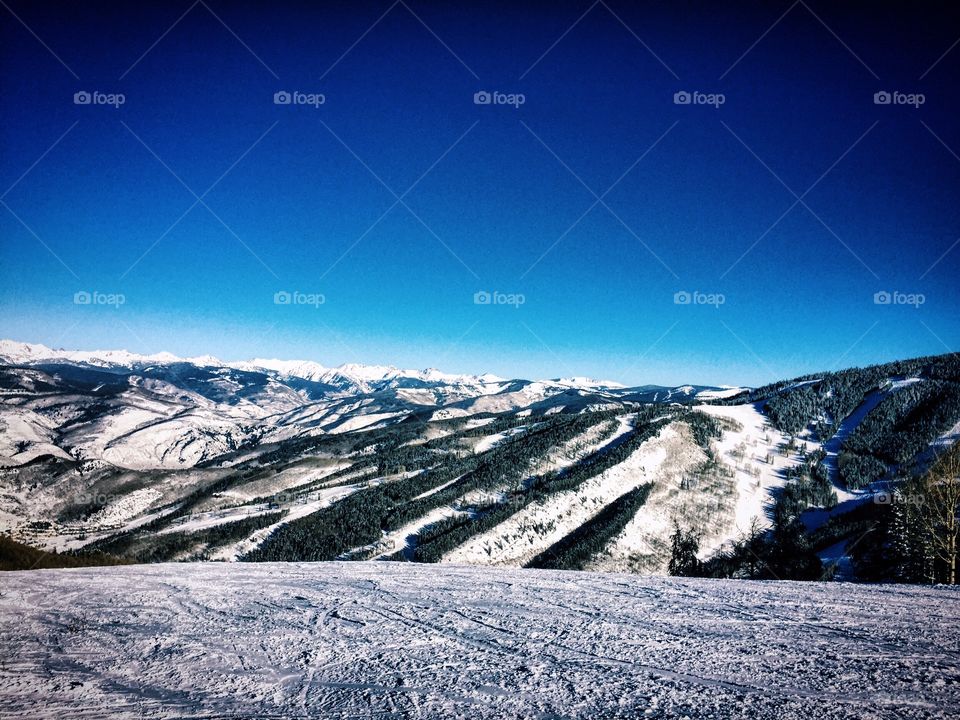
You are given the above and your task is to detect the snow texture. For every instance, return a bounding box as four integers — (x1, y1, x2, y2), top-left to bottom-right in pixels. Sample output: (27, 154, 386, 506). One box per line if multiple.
(1, 562, 957, 719)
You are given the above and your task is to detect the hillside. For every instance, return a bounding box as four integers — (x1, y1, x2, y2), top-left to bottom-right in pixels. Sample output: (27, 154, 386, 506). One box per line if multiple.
(1, 340, 959, 582)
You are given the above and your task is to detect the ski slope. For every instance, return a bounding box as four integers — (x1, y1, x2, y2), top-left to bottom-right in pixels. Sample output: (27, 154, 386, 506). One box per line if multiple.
(1, 562, 957, 719)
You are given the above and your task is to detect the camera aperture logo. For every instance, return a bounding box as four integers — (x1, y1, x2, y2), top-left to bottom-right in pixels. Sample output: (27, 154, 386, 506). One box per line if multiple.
(474, 290, 525, 308)
(874, 290, 924, 308)
(73, 90, 125, 108)
(674, 290, 725, 308)
(673, 90, 725, 108)
(873, 90, 924, 108)
(875, 490, 924, 507)
(473, 90, 525, 109)
(274, 90, 326, 108)
(274, 290, 325, 308)
(74, 290, 125, 308)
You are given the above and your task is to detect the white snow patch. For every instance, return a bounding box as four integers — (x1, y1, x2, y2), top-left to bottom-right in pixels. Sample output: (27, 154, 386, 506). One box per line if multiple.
(2, 563, 954, 719)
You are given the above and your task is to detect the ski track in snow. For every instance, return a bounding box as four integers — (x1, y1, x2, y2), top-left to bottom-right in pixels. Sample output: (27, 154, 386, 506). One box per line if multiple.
(0, 562, 957, 719)
(821, 379, 922, 485)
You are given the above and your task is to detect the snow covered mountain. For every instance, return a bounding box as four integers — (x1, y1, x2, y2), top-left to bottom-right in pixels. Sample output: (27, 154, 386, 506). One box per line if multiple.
(0, 340, 725, 397)
(0, 339, 737, 470)
(1, 340, 958, 583)
(0, 340, 506, 393)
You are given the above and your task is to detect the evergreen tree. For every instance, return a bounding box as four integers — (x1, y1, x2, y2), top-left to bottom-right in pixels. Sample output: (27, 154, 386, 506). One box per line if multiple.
(890, 477, 935, 583)
(768, 497, 823, 580)
(668, 521, 701, 577)
(743, 519, 767, 579)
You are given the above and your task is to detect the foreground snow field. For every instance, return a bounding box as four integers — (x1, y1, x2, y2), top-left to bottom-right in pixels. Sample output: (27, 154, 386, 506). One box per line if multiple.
(1, 564, 958, 719)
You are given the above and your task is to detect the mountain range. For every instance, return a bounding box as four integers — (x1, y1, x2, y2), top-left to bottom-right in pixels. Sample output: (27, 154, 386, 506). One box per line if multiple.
(1, 339, 958, 581)
(0, 339, 736, 470)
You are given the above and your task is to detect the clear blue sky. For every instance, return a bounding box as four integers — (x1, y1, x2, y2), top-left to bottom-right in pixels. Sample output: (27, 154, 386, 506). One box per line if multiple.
(1, 1, 958, 386)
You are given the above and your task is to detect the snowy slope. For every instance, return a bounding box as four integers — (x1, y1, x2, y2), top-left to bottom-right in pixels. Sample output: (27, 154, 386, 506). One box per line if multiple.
(0, 562, 957, 719)
(445, 420, 675, 567)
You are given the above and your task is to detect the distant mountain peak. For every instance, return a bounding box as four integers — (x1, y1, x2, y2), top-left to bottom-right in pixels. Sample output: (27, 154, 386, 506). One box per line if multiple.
(0, 340, 509, 394)
(0, 339, 727, 395)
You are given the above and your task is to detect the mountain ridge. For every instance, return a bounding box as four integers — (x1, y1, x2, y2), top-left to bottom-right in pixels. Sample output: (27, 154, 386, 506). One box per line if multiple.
(1, 340, 958, 584)
(0, 339, 733, 395)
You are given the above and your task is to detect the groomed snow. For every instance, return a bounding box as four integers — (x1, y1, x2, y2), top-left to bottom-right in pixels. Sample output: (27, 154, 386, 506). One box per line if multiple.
(0, 563, 957, 719)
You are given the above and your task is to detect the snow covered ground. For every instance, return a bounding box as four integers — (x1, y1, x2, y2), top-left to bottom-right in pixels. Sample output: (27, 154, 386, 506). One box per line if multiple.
(592, 404, 805, 574)
(363, 505, 468, 560)
(526, 415, 627, 476)
(0, 563, 957, 719)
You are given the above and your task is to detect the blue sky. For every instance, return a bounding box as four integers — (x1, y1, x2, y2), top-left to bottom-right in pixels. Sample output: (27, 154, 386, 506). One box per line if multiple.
(1, 1, 959, 386)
